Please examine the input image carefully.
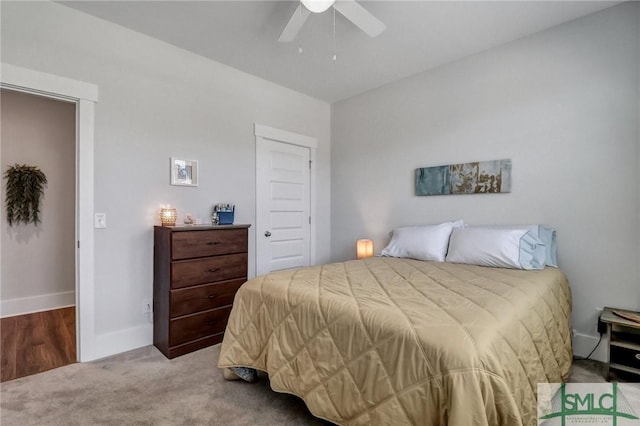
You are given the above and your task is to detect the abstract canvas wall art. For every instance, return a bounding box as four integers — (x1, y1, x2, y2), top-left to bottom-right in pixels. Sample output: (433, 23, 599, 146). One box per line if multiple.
(416, 159, 511, 196)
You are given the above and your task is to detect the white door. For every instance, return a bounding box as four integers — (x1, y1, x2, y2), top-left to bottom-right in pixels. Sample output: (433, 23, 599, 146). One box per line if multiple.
(256, 138, 311, 275)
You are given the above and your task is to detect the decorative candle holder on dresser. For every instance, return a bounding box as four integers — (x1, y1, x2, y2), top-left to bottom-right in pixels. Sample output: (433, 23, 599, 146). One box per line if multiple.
(153, 224, 250, 359)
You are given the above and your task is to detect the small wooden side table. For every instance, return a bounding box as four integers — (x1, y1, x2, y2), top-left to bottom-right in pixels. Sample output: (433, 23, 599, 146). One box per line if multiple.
(599, 307, 640, 380)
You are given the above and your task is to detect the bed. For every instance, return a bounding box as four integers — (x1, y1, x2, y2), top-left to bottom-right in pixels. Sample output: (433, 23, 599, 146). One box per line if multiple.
(217, 257, 572, 426)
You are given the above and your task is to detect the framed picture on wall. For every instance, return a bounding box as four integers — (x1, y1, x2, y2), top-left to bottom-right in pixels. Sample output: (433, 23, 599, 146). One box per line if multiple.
(170, 157, 198, 186)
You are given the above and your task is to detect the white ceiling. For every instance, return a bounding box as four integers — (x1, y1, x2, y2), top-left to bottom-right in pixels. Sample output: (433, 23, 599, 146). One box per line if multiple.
(60, 1, 621, 103)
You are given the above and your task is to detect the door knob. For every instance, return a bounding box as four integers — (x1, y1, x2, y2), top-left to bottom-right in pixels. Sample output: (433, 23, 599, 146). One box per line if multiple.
(264, 231, 272, 237)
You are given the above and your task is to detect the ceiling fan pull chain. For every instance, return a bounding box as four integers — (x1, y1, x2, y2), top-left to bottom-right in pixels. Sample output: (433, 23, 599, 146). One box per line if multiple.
(332, 5, 337, 61)
(298, 5, 304, 54)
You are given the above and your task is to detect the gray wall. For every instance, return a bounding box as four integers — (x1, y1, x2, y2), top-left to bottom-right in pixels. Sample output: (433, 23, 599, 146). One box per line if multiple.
(1, 90, 76, 315)
(332, 2, 640, 357)
(1, 1, 331, 356)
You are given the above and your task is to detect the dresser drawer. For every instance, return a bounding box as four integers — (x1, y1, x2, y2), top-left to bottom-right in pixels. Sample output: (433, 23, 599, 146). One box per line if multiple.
(170, 278, 245, 318)
(169, 305, 233, 347)
(171, 253, 248, 289)
(171, 229, 247, 260)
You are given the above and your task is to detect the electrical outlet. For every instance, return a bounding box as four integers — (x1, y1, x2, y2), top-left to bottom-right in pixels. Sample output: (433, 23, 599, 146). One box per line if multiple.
(142, 299, 152, 314)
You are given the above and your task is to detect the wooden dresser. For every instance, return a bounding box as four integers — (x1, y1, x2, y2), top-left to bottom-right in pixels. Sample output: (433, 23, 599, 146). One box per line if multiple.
(153, 224, 250, 359)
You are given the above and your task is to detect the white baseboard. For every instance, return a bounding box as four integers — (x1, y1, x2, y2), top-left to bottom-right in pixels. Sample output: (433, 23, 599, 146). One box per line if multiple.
(1, 291, 75, 317)
(573, 331, 607, 362)
(91, 323, 153, 361)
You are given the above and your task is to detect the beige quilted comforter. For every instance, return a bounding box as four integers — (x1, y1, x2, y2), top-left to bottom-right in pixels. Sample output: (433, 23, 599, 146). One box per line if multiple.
(218, 258, 572, 426)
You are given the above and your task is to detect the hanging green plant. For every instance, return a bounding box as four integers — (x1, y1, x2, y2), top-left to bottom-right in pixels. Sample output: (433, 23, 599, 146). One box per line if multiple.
(4, 164, 48, 226)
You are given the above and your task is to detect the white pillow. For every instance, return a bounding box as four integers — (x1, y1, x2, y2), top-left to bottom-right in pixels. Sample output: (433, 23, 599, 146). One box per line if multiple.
(445, 227, 546, 270)
(381, 222, 460, 262)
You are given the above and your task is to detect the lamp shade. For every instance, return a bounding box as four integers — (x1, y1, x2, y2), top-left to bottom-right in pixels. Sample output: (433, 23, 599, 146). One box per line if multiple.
(160, 208, 177, 226)
(356, 239, 374, 260)
(301, 0, 335, 13)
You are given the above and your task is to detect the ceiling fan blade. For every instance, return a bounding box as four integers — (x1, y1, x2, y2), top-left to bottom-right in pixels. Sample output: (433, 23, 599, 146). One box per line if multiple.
(334, 0, 386, 38)
(279, 4, 311, 42)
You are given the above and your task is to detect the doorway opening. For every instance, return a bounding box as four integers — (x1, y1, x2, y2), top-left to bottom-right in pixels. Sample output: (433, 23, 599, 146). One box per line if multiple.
(1, 89, 77, 380)
(1, 63, 98, 364)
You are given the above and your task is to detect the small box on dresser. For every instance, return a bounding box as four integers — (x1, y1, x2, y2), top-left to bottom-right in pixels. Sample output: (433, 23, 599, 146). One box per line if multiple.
(153, 224, 250, 359)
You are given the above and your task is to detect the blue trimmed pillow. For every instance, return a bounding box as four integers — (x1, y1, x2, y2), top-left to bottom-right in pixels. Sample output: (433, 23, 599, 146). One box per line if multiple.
(527, 225, 558, 267)
(445, 227, 546, 270)
(490, 225, 558, 267)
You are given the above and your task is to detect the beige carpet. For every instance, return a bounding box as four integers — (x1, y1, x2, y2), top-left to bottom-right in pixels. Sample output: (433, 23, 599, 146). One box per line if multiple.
(1, 345, 327, 426)
(0, 344, 622, 426)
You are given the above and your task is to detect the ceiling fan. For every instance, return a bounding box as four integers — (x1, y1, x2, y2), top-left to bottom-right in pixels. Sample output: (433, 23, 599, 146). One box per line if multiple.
(279, 0, 386, 43)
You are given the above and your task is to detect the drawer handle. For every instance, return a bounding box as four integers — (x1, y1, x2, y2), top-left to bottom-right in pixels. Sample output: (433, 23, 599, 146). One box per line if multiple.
(636, 354, 640, 361)
(206, 320, 217, 327)
(205, 294, 217, 300)
(206, 242, 221, 246)
(208, 268, 220, 273)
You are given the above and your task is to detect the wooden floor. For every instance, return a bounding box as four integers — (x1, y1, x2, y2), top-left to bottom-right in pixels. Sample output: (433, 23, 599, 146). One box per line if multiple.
(1, 307, 76, 382)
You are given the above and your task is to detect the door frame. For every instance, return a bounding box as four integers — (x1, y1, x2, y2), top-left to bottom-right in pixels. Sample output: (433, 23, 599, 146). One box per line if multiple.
(1, 63, 99, 362)
(254, 124, 317, 274)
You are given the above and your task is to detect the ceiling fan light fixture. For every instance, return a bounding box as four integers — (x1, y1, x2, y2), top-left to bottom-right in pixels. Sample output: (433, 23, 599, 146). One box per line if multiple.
(301, 0, 335, 14)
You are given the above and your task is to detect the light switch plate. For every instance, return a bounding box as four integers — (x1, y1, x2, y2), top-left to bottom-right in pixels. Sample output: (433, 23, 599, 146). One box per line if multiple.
(94, 213, 106, 228)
